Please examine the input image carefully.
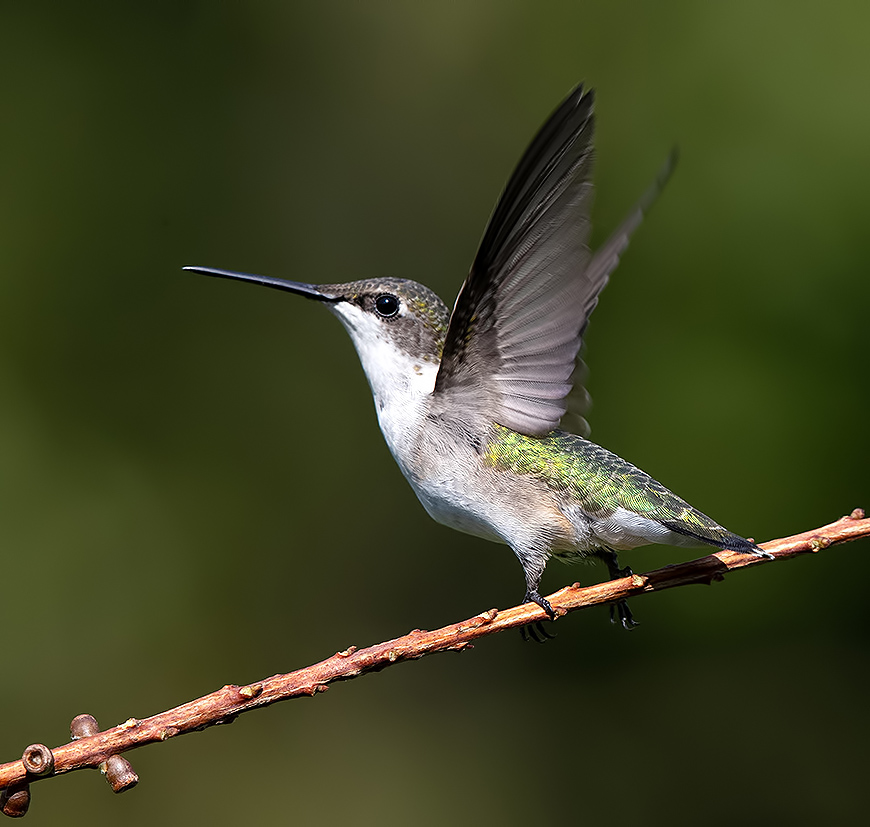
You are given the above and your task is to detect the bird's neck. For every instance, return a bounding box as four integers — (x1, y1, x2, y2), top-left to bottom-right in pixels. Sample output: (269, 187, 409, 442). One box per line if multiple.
(330, 308, 439, 464)
(363, 344, 438, 460)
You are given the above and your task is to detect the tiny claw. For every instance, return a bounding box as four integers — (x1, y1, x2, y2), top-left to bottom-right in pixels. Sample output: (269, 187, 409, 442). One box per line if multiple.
(609, 599, 639, 631)
(523, 590, 556, 621)
(521, 621, 557, 643)
(520, 590, 557, 642)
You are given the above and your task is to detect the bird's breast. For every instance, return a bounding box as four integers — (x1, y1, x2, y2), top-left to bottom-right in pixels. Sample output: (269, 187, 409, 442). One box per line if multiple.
(393, 416, 578, 552)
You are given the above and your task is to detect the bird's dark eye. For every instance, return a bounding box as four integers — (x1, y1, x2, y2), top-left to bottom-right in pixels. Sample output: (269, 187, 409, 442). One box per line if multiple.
(374, 293, 400, 318)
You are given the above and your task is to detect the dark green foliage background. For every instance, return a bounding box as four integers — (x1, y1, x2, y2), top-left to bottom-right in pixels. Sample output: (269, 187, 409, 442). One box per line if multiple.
(1, 2, 867, 824)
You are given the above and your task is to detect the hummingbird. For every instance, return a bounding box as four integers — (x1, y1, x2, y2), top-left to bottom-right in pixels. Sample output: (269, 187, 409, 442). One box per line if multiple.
(186, 83, 769, 633)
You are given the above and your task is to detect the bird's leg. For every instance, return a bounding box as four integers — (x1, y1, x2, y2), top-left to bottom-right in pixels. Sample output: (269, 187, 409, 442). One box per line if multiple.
(517, 554, 557, 642)
(523, 588, 556, 621)
(519, 590, 557, 643)
(594, 548, 639, 630)
(520, 618, 557, 643)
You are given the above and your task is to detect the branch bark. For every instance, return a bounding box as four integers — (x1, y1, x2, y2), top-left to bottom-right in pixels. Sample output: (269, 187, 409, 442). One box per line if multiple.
(1, 509, 867, 816)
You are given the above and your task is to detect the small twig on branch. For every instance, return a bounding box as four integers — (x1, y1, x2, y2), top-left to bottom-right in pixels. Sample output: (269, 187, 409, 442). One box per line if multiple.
(1, 509, 867, 817)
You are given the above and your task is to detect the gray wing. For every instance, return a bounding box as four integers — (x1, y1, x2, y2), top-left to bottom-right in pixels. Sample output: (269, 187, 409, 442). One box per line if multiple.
(562, 148, 679, 436)
(433, 82, 674, 437)
(432, 84, 597, 435)
(584, 147, 677, 295)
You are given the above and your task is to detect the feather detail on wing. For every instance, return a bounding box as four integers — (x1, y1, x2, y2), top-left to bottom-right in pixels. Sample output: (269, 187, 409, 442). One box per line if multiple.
(433, 83, 675, 437)
(562, 148, 678, 437)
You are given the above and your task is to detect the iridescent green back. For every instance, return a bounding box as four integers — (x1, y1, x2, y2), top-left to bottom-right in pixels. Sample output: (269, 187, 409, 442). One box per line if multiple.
(483, 424, 749, 550)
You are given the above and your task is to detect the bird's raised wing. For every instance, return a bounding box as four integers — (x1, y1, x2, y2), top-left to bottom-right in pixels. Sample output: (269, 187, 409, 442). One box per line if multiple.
(432, 84, 597, 435)
(433, 83, 672, 437)
(561, 148, 678, 437)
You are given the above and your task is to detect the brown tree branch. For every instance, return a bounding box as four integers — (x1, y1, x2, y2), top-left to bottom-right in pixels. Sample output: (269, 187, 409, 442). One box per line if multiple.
(1, 509, 867, 816)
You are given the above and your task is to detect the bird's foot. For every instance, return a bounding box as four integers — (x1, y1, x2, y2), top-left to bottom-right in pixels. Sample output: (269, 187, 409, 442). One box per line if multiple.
(524, 590, 556, 621)
(595, 550, 639, 630)
(609, 599, 639, 631)
(595, 548, 633, 582)
(612, 563, 634, 580)
(520, 590, 557, 643)
(521, 622, 556, 643)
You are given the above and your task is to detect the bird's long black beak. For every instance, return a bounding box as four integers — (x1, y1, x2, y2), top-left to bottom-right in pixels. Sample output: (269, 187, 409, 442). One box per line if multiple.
(183, 266, 340, 302)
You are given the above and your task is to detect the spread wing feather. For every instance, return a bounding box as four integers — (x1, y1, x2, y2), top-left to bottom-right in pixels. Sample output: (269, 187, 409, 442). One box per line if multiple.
(433, 83, 673, 436)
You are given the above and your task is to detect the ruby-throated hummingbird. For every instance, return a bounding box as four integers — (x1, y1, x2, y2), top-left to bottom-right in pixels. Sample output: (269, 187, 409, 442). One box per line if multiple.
(186, 84, 769, 631)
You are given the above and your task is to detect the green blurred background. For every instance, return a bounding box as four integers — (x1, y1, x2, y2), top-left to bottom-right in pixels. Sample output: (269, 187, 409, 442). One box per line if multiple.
(1, 1, 867, 824)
